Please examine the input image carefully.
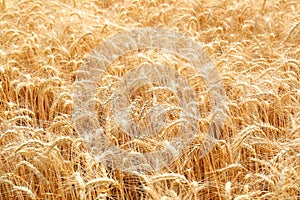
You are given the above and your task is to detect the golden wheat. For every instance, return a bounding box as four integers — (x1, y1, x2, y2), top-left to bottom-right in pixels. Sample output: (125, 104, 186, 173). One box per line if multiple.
(0, 0, 300, 199)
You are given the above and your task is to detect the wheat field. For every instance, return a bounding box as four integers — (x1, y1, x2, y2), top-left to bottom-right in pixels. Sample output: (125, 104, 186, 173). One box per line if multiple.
(0, 0, 300, 199)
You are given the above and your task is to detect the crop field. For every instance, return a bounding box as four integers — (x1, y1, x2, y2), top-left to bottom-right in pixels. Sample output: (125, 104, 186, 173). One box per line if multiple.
(0, 0, 300, 199)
